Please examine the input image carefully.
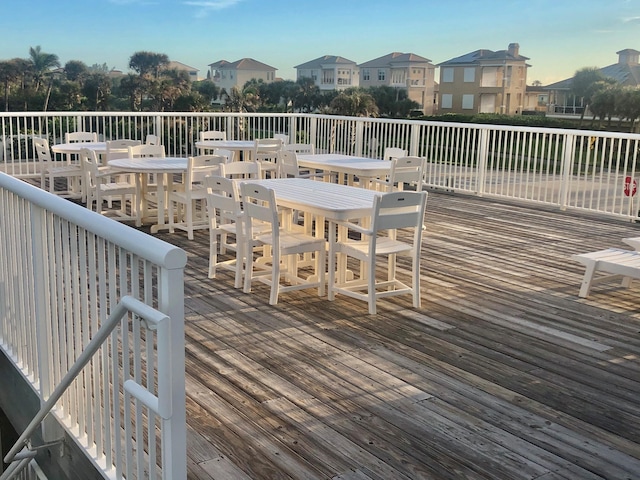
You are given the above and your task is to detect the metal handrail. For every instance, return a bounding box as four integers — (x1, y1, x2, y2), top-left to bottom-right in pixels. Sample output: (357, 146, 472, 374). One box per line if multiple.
(1, 296, 170, 478)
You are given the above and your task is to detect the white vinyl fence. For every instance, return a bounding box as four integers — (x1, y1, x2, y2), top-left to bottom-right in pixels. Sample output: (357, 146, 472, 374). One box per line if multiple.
(1, 111, 639, 219)
(0, 173, 188, 479)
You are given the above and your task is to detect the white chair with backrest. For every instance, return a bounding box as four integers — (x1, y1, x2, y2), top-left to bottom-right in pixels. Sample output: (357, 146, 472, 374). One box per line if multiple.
(128, 143, 165, 159)
(219, 160, 261, 181)
(240, 182, 326, 305)
(80, 147, 137, 221)
(168, 155, 227, 239)
(145, 134, 160, 145)
(273, 133, 289, 145)
(370, 156, 425, 192)
(199, 130, 227, 142)
(252, 138, 283, 178)
(383, 147, 408, 161)
(35, 137, 83, 197)
(212, 148, 233, 163)
(204, 175, 246, 288)
(65, 131, 98, 143)
(283, 143, 315, 155)
(277, 150, 326, 180)
(328, 190, 428, 315)
(106, 139, 141, 161)
(103, 139, 141, 206)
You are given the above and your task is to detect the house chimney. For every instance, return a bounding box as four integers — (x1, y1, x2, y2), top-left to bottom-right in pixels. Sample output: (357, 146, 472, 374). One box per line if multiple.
(508, 43, 520, 58)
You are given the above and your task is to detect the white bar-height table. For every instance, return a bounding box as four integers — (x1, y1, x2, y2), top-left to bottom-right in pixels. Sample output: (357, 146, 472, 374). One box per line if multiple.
(297, 153, 391, 186)
(243, 178, 380, 287)
(107, 157, 188, 232)
(195, 140, 254, 161)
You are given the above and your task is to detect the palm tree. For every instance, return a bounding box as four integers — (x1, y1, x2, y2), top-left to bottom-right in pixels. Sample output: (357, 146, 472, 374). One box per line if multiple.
(28, 45, 60, 93)
(330, 90, 379, 117)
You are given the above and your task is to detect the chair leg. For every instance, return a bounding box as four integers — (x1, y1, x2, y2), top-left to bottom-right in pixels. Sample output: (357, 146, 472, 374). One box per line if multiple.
(578, 261, 598, 298)
(367, 258, 376, 315)
(208, 232, 217, 279)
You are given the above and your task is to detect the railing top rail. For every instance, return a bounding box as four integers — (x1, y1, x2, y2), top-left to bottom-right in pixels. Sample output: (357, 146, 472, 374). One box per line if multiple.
(1, 111, 638, 140)
(0, 172, 186, 269)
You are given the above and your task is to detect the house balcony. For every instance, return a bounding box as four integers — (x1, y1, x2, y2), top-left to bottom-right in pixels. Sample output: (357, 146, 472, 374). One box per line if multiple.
(1, 111, 640, 479)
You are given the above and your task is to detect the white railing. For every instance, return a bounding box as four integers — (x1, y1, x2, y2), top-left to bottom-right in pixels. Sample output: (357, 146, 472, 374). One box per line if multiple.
(1, 112, 639, 220)
(0, 173, 188, 479)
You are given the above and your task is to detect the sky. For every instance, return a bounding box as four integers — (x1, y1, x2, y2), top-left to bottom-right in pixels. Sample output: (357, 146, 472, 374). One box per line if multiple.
(1, 0, 639, 86)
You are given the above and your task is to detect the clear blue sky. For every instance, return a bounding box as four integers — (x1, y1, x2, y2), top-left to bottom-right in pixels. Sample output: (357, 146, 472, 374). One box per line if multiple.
(1, 0, 638, 85)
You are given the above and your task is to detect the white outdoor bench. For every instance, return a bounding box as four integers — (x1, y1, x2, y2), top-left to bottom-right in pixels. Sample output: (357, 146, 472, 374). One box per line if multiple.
(572, 248, 640, 298)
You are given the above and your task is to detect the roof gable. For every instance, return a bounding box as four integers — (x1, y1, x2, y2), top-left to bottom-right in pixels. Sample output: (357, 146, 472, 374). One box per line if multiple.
(438, 48, 529, 66)
(295, 55, 357, 69)
(358, 52, 432, 68)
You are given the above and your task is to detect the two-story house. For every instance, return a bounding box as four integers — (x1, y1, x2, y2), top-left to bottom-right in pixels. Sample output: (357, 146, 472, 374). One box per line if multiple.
(437, 43, 529, 115)
(208, 58, 277, 95)
(294, 55, 359, 91)
(358, 52, 436, 115)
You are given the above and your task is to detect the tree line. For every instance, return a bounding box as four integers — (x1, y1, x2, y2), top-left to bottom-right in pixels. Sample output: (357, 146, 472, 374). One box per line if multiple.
(0, 47, 421, 117)
(571, 67, 640, 132)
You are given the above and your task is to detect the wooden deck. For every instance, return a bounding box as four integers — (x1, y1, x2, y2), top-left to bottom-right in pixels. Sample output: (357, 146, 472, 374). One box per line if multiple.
(149, 191, 640, 480)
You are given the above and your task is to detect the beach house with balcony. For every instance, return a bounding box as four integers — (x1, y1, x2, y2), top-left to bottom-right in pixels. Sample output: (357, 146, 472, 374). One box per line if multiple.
(358, 52, 436, 115)
(437, 43, 529, 115)
(208, 58, 277, 98)
(294, 55, 359, 91)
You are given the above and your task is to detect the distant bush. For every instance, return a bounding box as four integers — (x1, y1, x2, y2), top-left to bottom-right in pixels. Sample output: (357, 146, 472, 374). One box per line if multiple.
(412, 113, 580, 130)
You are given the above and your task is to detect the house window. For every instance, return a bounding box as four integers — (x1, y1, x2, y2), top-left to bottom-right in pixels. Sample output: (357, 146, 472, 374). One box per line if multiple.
(363, 69, 370, 81)
(462, 94, 474, 109)
(442, 68, 454, 83)
(441, 94, 453, 109)
(378, 69, 385, 81)
(463, 68, 475, 83)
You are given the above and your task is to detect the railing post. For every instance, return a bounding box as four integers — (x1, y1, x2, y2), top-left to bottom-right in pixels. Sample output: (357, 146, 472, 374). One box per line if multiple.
(476, 127, 489, 197)
(309, 116, 318, 151)
(157, 265, 187, 480)
(354, 120, 364, 156)
(29, 204, 63, 443)
(409, 123, 421, 157)
(559, 133, 576, 211)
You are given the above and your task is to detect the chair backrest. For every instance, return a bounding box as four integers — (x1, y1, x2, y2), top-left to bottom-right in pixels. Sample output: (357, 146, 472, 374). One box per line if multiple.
(372, 191, 428, 236)
(283, 143, 315, 155)
(213, 148, 233, 163)
(277, 150, 300, 179)
(65, 132, 98, 143)
(204, 175, 241, 227)
(33, 137, 52, 163)
(388, 156, 425, 192)
(220, 161, 260, 180)
(199, 130, 227, 142)
(253, 137, 283, 153)
(186, 155, 227, 186)
(128, 144, 165, 158)
(145, 134, 160, 145)
(79, 147, 100, 190)
(273, 133, 289, 145)
(106, 139, 141, 160)
(240, 183, 280, 235)
(383, 147, 407, 161)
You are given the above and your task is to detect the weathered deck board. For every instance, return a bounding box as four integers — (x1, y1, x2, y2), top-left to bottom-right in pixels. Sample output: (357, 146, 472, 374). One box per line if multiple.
(151, 190, 640, 480)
